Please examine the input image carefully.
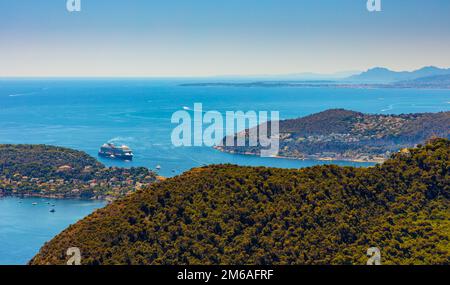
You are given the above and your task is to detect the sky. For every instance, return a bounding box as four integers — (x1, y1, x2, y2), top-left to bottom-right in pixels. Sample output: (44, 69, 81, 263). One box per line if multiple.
(0, 0, 450, 77)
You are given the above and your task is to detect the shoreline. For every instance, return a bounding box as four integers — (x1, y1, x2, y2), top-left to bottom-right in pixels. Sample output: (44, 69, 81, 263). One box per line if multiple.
(0, 193, 111, 201)
(0, 176, 169, 202)
(180, 83, 450, 91)
(213, 146, 385, 164)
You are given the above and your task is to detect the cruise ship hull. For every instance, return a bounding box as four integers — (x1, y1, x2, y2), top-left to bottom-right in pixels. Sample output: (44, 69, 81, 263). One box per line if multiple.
(98, 152, 133, 161)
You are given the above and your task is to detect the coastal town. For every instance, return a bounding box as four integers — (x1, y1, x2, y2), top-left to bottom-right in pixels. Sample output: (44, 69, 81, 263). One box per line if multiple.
(0, 145, 157, 200)
(0, 165, 157, 200)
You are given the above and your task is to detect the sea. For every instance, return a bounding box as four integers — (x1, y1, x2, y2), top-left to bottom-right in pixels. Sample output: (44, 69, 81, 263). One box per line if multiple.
(0, 196, 105, 265)
(0, 79, 449, 264)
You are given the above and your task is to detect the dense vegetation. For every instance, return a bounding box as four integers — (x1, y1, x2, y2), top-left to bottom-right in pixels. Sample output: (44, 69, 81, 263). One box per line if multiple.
(30, 139, 449, 265)
(0, 145, 156, 199)
(219, 109, 450, 162)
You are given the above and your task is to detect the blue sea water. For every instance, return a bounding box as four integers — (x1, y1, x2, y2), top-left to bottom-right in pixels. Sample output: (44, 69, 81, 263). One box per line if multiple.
(0, 196, 106, 265)
(2, 79, 449, 176)
(0, 79, 449, 264)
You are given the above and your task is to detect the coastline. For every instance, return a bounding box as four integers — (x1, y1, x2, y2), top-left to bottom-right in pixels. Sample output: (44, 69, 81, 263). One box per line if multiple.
(180, 82, 450, 90)
(0, 175, 168, 202)
(0, 192, 112, 202)
(213, 146, 385, 164)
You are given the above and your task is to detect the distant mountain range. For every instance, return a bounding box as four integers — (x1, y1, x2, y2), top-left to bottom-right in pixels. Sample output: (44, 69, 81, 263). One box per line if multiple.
(213, 67, 450, 82)
(347, 66, 450, 83)
(182, 66, 450, 89)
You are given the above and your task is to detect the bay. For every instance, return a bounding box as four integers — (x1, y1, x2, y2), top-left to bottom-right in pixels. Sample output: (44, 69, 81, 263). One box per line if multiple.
(0, 79, 449, 264)
(0, 196, 106, 265)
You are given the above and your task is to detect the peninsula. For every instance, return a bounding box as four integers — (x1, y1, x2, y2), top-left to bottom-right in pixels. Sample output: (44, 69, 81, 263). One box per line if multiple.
(216, 109, 450, 163)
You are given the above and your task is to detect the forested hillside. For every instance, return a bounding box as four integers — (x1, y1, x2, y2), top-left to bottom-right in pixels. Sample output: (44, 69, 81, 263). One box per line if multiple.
(30, 139, 449, 265)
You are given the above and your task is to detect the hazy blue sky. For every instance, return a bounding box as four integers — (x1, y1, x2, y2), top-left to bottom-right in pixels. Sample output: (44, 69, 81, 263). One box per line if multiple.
(1, 0, 450, 77)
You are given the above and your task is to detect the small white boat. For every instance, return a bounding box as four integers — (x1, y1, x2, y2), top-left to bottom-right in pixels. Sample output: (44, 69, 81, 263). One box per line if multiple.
(32, 202, 38, 206)
(156, 165, 161, 170)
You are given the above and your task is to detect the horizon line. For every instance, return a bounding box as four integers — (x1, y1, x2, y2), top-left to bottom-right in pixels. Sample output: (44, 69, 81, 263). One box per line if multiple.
(1, 65, 449, 80)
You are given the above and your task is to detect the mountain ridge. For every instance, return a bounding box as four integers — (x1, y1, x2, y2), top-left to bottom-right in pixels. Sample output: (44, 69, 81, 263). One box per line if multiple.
(180, 67, 450, 89)
(347, 66, 450, 83)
